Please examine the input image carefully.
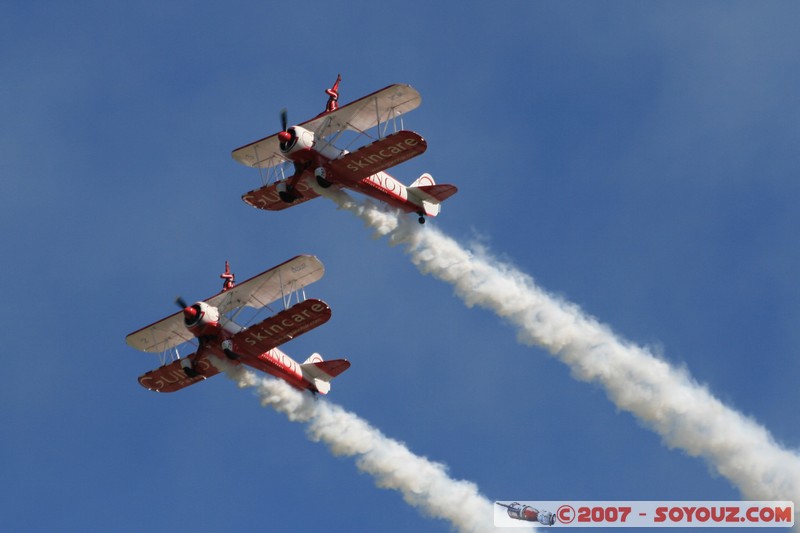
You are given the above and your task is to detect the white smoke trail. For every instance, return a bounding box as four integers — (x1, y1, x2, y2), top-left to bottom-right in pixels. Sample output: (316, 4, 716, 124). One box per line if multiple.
(212, 358, 524, 533)
(319, 187, 800, 507)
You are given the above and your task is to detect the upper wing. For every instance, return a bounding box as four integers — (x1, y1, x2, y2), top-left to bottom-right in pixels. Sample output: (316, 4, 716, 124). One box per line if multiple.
(230, 133, 286, 170)
(126, 310, 194, 354)
(303, 84, 422, 138)
(232, 84, 421, 169)
(126, 255, 325, 354)
(207, 255, 325, 314)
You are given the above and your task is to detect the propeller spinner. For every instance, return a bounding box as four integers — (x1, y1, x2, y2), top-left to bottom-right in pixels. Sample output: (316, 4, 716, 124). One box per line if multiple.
(278, 108, 293, 147)
(175, 296, 200, 324)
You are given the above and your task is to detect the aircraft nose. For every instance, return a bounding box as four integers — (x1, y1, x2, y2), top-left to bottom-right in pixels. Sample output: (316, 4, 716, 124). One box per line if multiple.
(183, 306, 199, 322)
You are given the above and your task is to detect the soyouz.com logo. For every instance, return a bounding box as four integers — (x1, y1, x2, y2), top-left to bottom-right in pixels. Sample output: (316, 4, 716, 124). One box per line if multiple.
(493, 501, 794, 527)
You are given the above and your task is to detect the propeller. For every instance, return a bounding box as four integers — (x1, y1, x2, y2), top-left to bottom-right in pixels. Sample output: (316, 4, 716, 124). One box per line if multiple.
(176, 296, 205, 362)
(175, 296, 199, 323)
(278, 107, 294, 151)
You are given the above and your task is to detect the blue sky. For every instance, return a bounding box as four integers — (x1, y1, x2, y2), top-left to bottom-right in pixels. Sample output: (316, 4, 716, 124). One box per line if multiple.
(3, 2, 799, 531)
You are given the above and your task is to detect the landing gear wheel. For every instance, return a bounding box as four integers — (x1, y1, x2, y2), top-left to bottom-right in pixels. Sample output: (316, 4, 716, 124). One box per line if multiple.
(279, 190, 296, 203)
(316, 175, 332, 189)
(224, 349, 239, 361)
(418, 216, 426, 224)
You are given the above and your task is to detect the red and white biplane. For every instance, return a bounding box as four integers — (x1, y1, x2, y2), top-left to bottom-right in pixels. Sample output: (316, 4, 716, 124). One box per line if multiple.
(232, 75, 457, 224)
(126, 256, 349, 395)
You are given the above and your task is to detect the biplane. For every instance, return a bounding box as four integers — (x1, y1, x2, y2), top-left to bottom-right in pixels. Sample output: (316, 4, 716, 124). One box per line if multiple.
(126, 256, 349, 395)
(232, 75, 458, 224)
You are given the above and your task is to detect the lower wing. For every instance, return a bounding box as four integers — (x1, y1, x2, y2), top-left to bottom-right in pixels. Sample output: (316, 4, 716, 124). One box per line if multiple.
(326, 130, 427, 185)
(242, 178, 321, 211)
(138, 351, 222, 393)
(230, 299, 331, 355)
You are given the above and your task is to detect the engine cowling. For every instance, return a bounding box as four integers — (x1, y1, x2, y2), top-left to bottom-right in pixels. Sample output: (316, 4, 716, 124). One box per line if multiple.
(279, 125, 346, 161)
(182, 301, 221, 337)
(279, 125, 315, 155)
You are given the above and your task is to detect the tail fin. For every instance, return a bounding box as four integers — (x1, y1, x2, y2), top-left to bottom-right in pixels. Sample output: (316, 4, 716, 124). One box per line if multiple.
(407, 173, 458, 217)
(300, 353, 350, 395)
(409, 173, 436, 188)
(302, 353, 324, 365)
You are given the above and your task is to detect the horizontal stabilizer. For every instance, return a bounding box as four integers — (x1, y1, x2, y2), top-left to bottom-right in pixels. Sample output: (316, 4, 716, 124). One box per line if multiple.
(411, 184, 458, 202)
(138, 351, 222, 393)
(300, 355, 350, 395)
(308, 359, 351, 379)
(406, 174, 458, 217)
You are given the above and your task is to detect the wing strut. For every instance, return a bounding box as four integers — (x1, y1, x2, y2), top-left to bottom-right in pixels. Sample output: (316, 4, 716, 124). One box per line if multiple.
(253, 143, 265, 184)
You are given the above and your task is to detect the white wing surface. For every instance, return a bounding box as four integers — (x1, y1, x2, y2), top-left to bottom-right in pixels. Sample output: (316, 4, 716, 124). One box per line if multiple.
(126, 255, 325, 353)
(232, 84, 421, 169)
